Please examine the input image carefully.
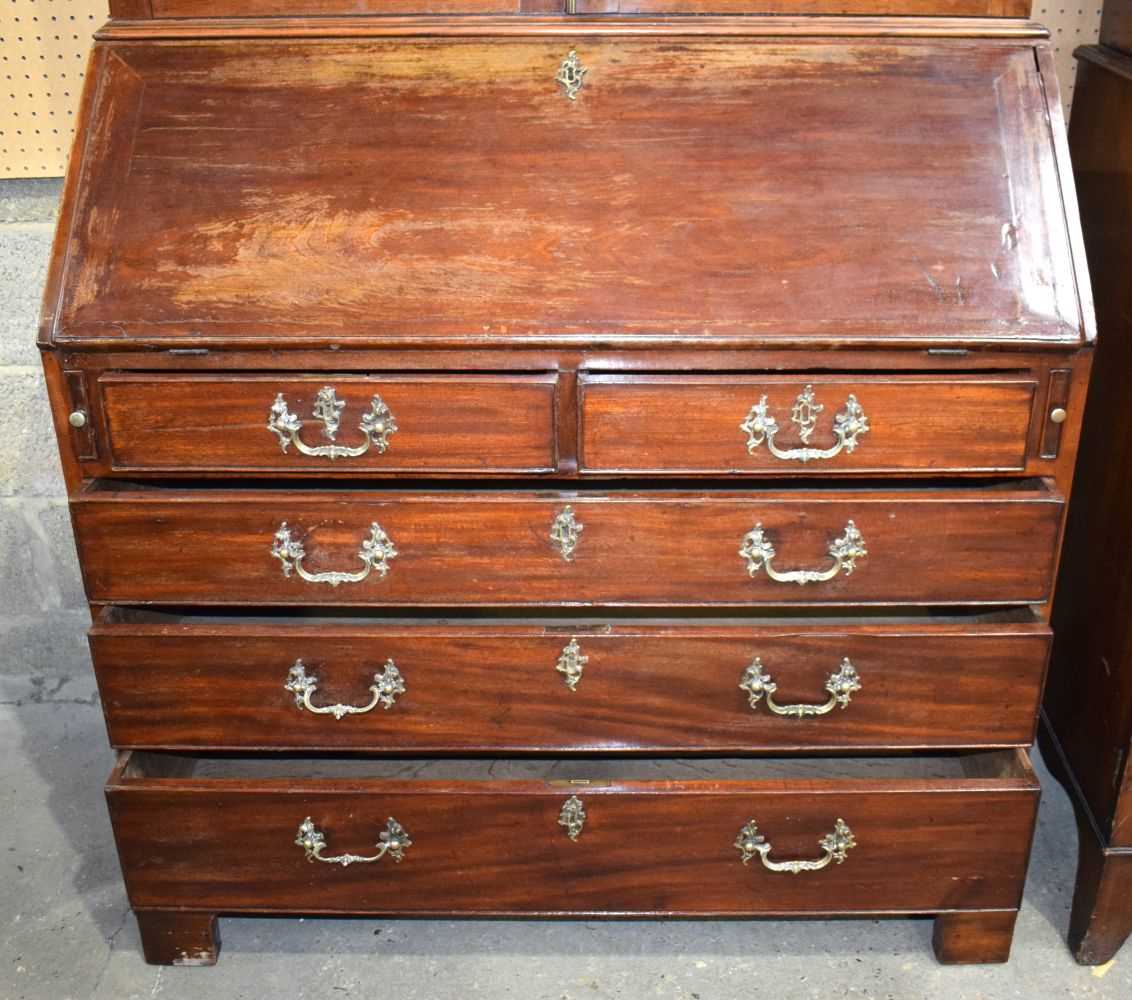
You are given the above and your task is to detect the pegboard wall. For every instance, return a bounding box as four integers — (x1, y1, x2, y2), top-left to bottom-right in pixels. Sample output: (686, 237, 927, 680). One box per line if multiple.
(0, 1, 1111, 177)
(1036, 3, 1105, 114)
(1, 1, 107, 178)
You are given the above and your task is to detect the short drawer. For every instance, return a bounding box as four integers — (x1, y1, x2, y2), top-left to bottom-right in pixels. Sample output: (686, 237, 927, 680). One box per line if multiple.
(580, 375, 1037, 475)
(106, 751, 1038, 916)
(96, 373, 559, 474)
(72, 483, 1063, 607)
(90, 611, 1051, 753)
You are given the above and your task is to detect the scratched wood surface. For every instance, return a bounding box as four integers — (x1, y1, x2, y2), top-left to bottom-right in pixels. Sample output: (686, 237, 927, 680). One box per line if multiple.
(44, 35, 1086, 349)
(33, 11, 1096, 968)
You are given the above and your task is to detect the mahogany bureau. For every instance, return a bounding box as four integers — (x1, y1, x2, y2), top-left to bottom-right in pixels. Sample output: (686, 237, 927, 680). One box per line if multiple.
(39, 0, 1095, 966)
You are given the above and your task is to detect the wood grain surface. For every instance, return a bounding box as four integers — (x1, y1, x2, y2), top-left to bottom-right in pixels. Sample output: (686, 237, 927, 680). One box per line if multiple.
(106, 750, 1038, 915)
(71, 485, 1064, 607)
(580, 375, 1036, 475)
(98, 373, 559, 473)
(89, 613, 1051, 751)
(43, 35, 1086, 350)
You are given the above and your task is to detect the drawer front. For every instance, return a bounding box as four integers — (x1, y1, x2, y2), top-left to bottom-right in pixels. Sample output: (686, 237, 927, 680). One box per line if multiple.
(106, 753, 1038, 915)
(580, 375, 1037, 475)
(97, 374, 558, 474)
(72, 487, 1063, 607)
(90, 618, 1051, 752)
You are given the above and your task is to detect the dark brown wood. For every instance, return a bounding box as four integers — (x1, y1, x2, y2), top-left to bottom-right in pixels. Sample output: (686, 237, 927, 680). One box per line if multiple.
(110, 0, 155, 16)
(134, 910, 221, 966)
(1042, 41, 1132, 965)
(70, 485, 1064, 607)
(1101, 0, 1132, 55)
(105, 751, 1037, 917)
(580, 375, 1036, 475)
(88, 612, 1051, 752)
(97, 373, 558, 474)
(42, 34, 1086, 352)
(1068, 825, 1132, 965)
(1046, 47, 1132, 847)
(932, 910, 1018, 963)
(127, 0, 1034, 18)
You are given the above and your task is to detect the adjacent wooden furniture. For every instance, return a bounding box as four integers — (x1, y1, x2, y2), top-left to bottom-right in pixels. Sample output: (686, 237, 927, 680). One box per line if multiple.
(1042, 0, 1132, 965)
(41, 0, 1095, 966)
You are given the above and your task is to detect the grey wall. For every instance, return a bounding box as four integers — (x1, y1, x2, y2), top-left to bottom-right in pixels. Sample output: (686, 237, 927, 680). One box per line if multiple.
(0, 178, 91, 687)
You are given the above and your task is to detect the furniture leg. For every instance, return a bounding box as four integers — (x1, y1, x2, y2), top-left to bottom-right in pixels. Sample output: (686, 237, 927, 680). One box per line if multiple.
(135, 910, 221, 966)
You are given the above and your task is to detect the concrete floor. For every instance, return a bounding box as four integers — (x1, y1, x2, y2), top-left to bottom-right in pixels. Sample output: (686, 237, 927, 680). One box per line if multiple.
(2, 177, 1131, 999)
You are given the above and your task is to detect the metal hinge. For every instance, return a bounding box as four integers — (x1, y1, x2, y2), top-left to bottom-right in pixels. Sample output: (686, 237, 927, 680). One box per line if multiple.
(564, 0, 577, 12)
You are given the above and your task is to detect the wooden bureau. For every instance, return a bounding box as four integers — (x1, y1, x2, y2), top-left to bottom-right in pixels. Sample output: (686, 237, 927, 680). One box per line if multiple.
(40, 0, 1094, 966)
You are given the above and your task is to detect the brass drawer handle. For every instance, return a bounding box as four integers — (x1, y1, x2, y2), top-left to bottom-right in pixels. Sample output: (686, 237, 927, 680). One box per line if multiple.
(272, 521, 397, 586)
(268, 387, 397, 459)
(295, 817, 411, 867)
(740, 657, 861, 717)
(735, 818, 856, 873)
(740, 385, 869, 463)
(285, 658, 405, 718)
(739, 520, 866, 584)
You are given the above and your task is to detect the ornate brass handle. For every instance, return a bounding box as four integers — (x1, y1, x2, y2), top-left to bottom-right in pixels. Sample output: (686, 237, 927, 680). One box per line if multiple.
(268, 387, 397, 459)
(740, 385, 869, 463)
(739, 657, 861, 717)
(735, 818, 856, 873)
(295, 817, 411, 867)
(285, 658, 405, 718)
(739, 521, 866, 584)
(272, 521, 397, 586)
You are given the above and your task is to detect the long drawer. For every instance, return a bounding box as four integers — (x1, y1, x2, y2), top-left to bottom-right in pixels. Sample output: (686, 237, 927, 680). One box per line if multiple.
(71, 484, 1063, 607)
(580, 374, 1038, 475)
(106, 751, 1038, 916)
(90, 611, 1051, 752)
(96, 373, 559, 474)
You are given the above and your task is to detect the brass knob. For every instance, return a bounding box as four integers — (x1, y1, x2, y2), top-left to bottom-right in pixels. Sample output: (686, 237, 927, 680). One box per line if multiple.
(1050, 407, 1068, 424)
(68, 411, 87, 428)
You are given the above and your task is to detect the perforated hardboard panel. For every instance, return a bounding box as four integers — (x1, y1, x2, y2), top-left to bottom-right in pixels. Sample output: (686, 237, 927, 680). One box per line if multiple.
(1, 1, 106, 178)
(0, 2, 1109, 177)
(1036, 3, 1105, 114)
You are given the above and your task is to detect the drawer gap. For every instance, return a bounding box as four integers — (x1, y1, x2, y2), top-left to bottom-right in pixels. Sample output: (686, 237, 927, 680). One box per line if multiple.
(117, 751, 1031, 785)
(79, 475, 1056, 495)
(95, 605, 1049, 629)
